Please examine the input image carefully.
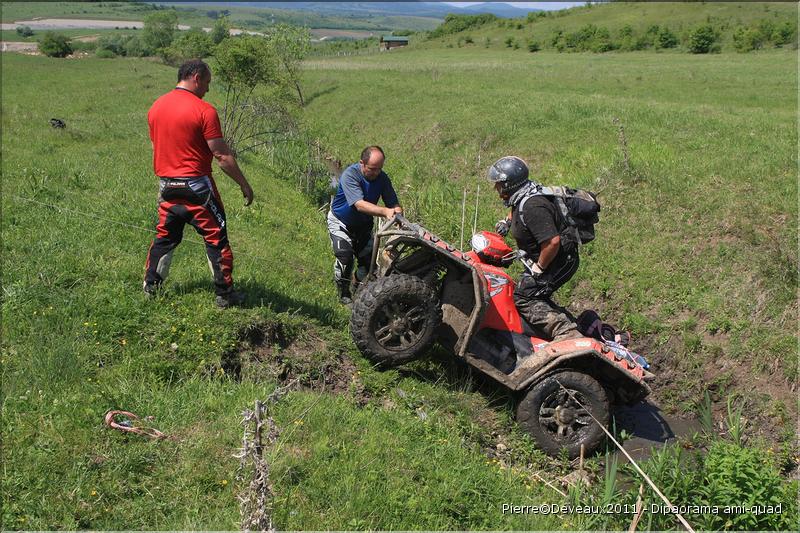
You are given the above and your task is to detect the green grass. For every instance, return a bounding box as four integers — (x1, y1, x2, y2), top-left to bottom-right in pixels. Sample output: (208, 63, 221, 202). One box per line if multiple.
(1, 53, 567, 530)
(0, 1, 157, 23)
(300, 47, 798, 407)
(2, 2, 798, 528)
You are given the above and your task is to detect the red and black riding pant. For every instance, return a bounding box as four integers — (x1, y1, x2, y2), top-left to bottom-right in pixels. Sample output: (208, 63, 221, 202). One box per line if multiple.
(144, 177, 234, 295)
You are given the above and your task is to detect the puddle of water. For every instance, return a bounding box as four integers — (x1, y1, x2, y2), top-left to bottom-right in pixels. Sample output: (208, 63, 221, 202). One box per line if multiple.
(614, 400, 704, 463)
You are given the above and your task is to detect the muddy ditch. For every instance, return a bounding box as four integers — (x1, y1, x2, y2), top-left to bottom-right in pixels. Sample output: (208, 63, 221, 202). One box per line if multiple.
(568, 286, 797, 451)
(223, 320, 371, 403)
(225, 318, 796, 492)
(637, 331, 797, 449)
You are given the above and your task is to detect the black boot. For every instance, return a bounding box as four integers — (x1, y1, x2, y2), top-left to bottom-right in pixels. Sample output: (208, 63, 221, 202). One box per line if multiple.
(337, 281, 352, 305)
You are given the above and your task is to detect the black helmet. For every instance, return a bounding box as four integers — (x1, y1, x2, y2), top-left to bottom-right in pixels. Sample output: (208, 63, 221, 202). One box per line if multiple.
(487, 156, 529, 195)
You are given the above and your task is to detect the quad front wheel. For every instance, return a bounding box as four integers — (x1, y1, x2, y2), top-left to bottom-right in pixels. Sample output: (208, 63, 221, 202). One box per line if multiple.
(350, 274, 441, 367)
(516, 370, 609, 458)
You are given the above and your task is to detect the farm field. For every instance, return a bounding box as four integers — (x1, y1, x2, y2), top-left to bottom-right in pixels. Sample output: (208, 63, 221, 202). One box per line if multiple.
(0, 1, 154, 23)
(0, 27, 141, 42)
(2, 3, 799, 531)
(0, 1, 441, 32)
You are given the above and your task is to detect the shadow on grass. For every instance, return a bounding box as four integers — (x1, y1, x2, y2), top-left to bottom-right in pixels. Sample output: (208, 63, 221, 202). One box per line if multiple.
(399, 348, 516, 409)
(177, 278, 343, 328)
(397, 350, 693, 460)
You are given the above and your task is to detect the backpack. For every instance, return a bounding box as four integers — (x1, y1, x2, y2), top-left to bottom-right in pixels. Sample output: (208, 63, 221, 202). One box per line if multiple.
(518, 186, 601, 245)
(542, 186, 601, 244)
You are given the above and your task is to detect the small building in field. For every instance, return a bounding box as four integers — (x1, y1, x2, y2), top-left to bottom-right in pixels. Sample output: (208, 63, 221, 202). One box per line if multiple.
(380, 35, 409, 51)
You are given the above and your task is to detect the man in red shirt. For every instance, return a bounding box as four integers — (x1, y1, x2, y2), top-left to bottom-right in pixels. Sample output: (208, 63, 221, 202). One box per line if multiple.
(144, 59, 254, 308)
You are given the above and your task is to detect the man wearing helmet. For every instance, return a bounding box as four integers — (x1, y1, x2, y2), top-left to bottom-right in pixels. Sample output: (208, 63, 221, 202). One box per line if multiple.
(488, 156, 581, 341)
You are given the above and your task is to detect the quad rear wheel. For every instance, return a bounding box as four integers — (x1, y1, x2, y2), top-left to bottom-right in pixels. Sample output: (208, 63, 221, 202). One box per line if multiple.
(516, 370, 609, 458)
(350, 274, 441, 367)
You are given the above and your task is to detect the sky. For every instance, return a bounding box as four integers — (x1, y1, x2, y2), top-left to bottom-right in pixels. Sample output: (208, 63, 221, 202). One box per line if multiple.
(443, 2, 586, 10)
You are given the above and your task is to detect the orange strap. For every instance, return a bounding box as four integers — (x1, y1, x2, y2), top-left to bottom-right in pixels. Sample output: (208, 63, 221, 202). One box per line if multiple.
(104, 410, 168, 439)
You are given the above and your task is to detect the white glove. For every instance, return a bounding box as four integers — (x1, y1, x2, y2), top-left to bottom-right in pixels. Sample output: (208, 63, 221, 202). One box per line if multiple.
(495, 218, 511, 236)
(521, 254, 544, 276)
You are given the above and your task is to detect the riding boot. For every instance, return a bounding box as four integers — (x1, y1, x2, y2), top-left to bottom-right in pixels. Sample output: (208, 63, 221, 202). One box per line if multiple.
(337, 280, 352, 305)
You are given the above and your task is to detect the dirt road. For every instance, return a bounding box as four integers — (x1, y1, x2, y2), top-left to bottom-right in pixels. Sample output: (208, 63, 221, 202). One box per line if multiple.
(2, 19, 148, 30)
(0, 18, 262, 36)
(1, 41, 38, 53)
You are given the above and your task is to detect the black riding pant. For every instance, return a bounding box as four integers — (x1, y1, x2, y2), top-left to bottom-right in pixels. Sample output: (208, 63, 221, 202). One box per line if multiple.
(326, 210, 373, 287)
(514, 250, 580, 341)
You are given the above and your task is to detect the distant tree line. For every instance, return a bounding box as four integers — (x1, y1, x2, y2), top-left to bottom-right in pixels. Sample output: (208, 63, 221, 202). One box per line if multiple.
(39, 10, 309, 70)
(546, 18, 796, 54)
(87, 11, 231, 61)
(37, 10, 312, 110)
(732, 19, 796, 52)
(429, 13, 796, 54)
(428, 13, 497, 39)
(549, 23, 679, 53)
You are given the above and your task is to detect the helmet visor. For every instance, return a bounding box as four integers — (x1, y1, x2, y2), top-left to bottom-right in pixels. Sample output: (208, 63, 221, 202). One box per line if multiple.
(487, 163, 508, 183)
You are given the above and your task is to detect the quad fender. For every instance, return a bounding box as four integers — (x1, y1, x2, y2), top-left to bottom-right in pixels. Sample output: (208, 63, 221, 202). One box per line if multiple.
(437, 266, 488, 356)
(518, 349, 650, 405)
(370, 215, 476, 280)
(464, 337, 650, 405)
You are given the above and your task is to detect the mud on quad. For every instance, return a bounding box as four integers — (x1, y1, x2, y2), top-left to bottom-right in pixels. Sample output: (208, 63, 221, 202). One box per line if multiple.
(350, 215, 651, 459)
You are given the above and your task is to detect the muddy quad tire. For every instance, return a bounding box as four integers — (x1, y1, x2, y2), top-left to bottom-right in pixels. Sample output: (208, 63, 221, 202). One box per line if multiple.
(350, 274, 442, 367)
(517, 370, 609, 459)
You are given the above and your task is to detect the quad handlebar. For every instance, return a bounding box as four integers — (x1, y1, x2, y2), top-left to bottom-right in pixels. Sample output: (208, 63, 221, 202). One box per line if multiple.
(369, 214, 532, 279)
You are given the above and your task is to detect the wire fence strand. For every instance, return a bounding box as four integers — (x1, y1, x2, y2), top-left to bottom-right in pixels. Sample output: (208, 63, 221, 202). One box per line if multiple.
(9, 194, 286, 265)
(555, 378, 696, 533)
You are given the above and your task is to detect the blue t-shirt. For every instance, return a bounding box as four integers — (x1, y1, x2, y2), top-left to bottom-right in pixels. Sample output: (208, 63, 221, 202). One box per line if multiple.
(331, 163, 399, 228)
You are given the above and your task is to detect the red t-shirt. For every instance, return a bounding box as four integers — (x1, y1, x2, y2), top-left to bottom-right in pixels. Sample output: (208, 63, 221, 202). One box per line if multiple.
(148, 88, 223, 178)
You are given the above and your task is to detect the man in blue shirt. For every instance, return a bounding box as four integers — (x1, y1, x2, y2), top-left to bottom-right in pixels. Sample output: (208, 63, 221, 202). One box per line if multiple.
(328, 145, 402, 304)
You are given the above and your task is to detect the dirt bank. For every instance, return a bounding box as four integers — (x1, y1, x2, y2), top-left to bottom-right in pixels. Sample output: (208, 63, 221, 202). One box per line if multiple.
(1, 41, 38, 53)
(2, 19, 146, 30)
(1, 19, 262, 35)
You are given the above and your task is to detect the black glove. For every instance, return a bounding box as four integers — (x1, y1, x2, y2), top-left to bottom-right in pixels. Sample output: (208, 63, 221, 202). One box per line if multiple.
(495, 218, 511, 236)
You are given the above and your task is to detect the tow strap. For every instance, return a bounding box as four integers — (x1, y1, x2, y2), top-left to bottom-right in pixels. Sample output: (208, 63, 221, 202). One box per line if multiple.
(104, 410, 168, 440)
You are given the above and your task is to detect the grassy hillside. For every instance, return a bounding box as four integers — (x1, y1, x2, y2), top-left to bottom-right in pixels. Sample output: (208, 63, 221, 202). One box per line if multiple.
(416, 1, 797, 51)
(2, 3, 798, 529)
(1, 53, 569, 530)
(300, 47, 797, 423)
(0, 1, 155, 23)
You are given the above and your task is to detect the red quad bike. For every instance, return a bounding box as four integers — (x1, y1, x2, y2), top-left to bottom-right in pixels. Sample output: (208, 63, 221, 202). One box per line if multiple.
(350, 215, 652, 458)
